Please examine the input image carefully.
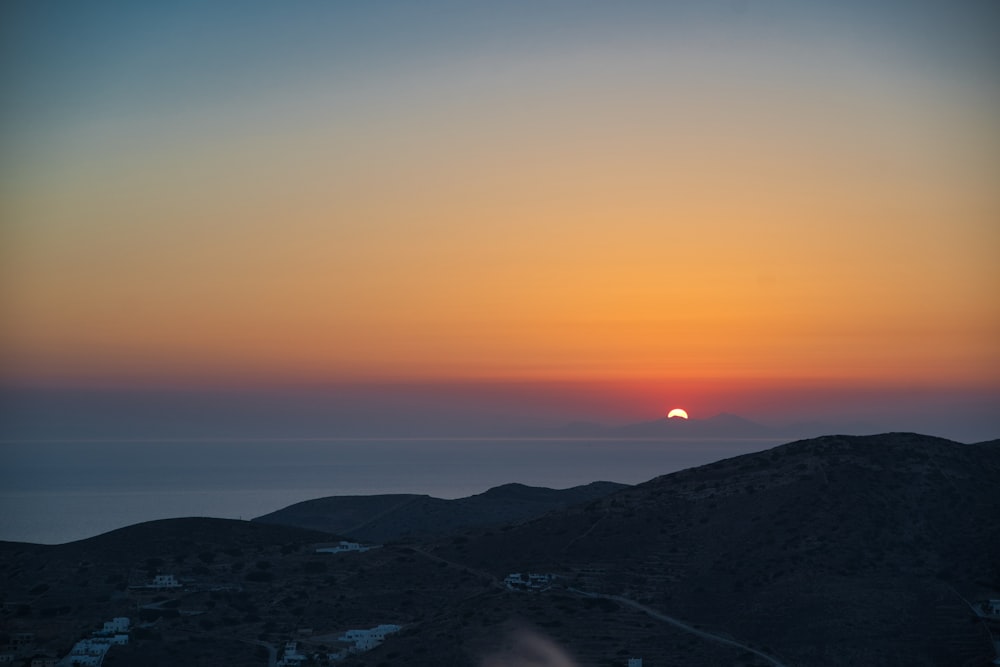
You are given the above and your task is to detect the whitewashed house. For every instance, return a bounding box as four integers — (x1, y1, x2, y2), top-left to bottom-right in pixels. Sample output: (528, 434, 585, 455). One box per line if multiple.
(277, 641, 307, 667)
(315, 541, 372, 554)
(58, 618, 130, 666)
(97, 617, 130, 635)
(152, 574, 180, 589)
(528, 573, 553, 588)
(338, 624, 402, 652)
(64, 637, 113, 666)
(504, 572, 554, 590)
(504, 573, 526, 587)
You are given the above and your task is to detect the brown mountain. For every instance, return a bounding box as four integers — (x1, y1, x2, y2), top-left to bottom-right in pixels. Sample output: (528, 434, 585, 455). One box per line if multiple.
(251, 481, 628, 543)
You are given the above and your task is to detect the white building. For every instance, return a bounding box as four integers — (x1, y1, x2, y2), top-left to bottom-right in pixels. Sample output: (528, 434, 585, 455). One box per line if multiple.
(152, 574, 180, 589)
(528, 573, 553, 587)
(504, 573, 525, 587)
(338, 624, 402, 652)
(57, 618, 130, 666)
(504, 572, 554, 590)
(72, 638, 111, 655)
(277, 641, 307, 667)
(97, 617, 130, 635)
(315, 541, 372, 554)
(64, 637, 113, 666)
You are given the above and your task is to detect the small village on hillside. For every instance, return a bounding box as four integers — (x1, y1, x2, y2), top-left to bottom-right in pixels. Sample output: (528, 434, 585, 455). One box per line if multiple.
(1, 542, 403, 666)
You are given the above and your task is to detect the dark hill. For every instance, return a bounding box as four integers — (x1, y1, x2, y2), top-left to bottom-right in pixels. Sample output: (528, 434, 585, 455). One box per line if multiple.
(429, 433, 1000, 666)
(254, 493, 431, 542)
(0, 517, 482, 666)
(4, 434, 997, 666)
(252, 481, 627, 543)
(0, 517, 340, 567)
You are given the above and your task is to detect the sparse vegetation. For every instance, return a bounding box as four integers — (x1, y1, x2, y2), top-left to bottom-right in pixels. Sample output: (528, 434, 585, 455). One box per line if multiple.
(2, 434, 997, 666)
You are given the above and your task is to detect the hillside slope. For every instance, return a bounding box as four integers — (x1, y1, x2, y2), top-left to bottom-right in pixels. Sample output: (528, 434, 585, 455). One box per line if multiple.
(4, 434, 997, 666)
(252, 481, 627, 542)
(426, 433, 1000, 666)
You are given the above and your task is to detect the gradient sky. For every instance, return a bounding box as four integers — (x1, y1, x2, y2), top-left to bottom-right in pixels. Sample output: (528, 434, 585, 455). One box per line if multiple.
(2, 1, 998, 438)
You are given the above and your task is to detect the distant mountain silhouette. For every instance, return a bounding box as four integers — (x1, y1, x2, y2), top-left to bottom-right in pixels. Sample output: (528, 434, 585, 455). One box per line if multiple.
(252, 481, 627, 543)
(549, 412, 882, 439)
(617, 412, 774, 437)
(541, 413, 764, 437)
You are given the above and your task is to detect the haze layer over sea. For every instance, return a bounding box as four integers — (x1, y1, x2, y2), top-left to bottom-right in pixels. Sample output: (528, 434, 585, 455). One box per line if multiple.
(0, 437, 784, 544)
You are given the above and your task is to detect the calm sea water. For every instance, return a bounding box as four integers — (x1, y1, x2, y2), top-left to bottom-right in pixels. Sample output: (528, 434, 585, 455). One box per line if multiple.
(0, 437, 782, 544)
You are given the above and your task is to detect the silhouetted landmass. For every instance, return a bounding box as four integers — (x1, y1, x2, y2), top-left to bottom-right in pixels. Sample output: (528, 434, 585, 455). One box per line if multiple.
(2, 433, 998, 666)
(427, 432, 1000, 666)
(252, 481, 628, 543)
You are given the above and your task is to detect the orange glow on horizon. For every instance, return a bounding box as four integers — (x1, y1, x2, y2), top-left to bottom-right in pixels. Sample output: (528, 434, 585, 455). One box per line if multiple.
(2, 18, 998, 395)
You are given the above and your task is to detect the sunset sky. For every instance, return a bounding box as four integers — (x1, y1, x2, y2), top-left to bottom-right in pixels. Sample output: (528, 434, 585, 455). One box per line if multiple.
(2, 1, 998, 439)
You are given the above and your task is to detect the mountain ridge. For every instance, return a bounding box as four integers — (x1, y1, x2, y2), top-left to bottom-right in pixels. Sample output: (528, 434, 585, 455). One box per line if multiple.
(424, 432, 1000, 666)
(252, 480, 628, 543)
(3, 432, 997, 666)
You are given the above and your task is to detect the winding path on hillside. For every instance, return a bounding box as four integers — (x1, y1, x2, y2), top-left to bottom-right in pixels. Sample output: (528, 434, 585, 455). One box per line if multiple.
(567, 587, 790, 667)
(240, 638, 277, 667)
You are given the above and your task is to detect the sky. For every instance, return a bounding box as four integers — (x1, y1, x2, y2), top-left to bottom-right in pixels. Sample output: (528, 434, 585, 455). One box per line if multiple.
(1, 1, 998, 440)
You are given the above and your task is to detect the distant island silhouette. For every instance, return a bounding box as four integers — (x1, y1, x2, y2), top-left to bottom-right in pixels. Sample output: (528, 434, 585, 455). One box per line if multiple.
(546, 412, 881, 440)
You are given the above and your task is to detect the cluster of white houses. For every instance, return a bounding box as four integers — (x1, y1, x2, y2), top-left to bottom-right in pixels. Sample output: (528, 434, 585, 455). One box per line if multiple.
(58, 618, 130, 666)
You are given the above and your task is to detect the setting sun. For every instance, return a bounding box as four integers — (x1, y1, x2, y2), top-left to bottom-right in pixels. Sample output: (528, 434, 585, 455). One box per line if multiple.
(667, 408, 689, 420)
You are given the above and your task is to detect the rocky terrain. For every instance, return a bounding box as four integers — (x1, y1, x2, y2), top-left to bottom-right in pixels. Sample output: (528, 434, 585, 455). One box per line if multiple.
(1, 433, 998, 666)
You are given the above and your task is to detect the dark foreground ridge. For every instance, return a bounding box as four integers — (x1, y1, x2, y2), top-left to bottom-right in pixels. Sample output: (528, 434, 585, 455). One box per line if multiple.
(2, 433, 998, 666)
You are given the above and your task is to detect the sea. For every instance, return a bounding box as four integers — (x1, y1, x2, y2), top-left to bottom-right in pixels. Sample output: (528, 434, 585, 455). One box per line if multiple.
(0, 437, 784, 545)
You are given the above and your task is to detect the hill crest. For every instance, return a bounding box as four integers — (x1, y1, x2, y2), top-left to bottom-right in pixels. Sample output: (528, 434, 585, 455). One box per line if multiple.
(253, 481, 627, 543)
